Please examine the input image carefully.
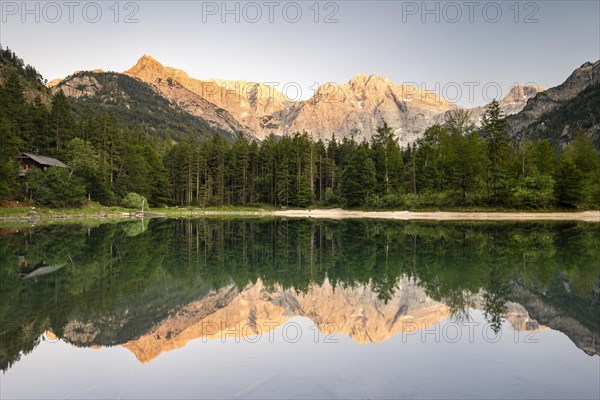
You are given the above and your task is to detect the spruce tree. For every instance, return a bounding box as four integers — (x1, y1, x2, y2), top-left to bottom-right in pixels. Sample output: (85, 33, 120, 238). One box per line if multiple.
(341, 145, 376, 207)
(481, 100, 511, 205)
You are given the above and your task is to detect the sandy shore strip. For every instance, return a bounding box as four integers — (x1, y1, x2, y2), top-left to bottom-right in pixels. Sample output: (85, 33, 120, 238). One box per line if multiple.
(2, 209, 599, 223)
(271, 209, 600, 222)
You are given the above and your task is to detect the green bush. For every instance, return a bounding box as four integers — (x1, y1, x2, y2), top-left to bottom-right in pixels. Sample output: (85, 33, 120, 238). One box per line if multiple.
(323, 187, 343, 206)
(368, 194, 382, 208)
(382, 193, 405, 209)
(0, 157, 18, 199)
(407, 191, 453, 208)
(511, 176, 555, 209)
(554, 158, 585, 208)
(121, 192, 148, 209)
(28, 168, 86, 208)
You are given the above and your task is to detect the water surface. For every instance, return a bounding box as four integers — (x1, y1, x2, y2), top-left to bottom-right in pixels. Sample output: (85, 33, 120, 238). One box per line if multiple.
(1, 218, 599, 399)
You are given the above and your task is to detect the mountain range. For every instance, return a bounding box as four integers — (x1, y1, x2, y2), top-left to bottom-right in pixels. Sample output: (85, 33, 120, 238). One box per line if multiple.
(46, 56, 600, 147)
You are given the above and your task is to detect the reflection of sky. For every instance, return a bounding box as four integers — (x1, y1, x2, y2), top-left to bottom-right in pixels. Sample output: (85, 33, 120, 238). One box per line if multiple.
(1, 1, 599, 106)
(2, 311, 598, 399)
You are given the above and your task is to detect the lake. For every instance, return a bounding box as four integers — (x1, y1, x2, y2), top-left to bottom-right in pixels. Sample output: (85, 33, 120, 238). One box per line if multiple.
(1, 218, 599, 399)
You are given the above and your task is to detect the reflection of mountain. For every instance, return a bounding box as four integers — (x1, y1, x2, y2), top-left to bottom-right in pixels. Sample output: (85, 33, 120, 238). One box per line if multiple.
(1, 219, 598, 370)
(511, 282, 600, 356)
(119, 278, 449, 363)
(58, 278, 555, 364)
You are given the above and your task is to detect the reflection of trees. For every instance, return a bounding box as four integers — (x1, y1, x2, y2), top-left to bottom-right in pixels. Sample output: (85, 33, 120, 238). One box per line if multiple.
(448, 289, 476, 324)
(480, 226, 514, 334)
(482, 264, 511, 333)
(0, 219, 598, 370)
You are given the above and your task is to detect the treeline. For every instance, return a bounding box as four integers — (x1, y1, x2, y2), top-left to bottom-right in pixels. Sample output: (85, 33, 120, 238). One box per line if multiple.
(1, 50, 599, 209)
(164, 111, 600, 209)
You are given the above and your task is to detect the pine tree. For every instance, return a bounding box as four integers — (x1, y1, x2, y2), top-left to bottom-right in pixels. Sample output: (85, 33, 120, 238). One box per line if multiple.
(49, 91, 76, 154)
(555, 157, 584, 208)
(144, 145, 171, 206)
(371, 122, 402, 196)
(0, 118, 20, 198)
(481, 100, 511, 205)
(341, 145, 376, 207)
(563, 132, 600, 206)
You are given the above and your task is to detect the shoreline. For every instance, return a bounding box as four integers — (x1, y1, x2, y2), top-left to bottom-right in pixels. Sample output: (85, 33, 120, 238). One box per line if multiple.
(271, 209, 600, 222)
(1, 208, 599, 223)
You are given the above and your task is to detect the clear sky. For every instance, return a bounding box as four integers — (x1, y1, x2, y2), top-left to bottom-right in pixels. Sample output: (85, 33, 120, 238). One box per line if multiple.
(1, 0, 599, 106)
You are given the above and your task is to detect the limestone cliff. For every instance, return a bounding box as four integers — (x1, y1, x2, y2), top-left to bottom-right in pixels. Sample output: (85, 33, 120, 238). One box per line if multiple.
(123, 55, 288, 139)
(283, 74, 455, 145)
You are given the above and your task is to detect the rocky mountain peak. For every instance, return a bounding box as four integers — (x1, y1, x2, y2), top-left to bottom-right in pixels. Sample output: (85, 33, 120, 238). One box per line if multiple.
(468, 84, 544, 126)
(124, 54, 171, 81)
(506, 59, 600, 134)
(134, 54, 162, 68)
(348, 73, 391, 87)
(47, 69, 105, 88)
(47, 78, 63, 88)
(577, 60, 599, 73)
(503, 84, 544, 102)
(283, 74, 455, 144)
(125, 55, 196, 87)
(349, 72, 370, 82)
(497, 84, 545, 115)
(552, 60, 599, 95)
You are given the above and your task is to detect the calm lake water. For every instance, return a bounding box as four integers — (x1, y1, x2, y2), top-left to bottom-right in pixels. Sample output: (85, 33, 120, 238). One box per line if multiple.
(1, 218, 599, 399)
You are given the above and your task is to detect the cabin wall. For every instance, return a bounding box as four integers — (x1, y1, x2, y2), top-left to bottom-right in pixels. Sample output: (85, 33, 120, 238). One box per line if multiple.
(18, 159, 46, 173)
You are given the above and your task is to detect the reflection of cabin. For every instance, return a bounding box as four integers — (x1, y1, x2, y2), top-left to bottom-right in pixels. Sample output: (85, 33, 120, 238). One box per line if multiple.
(18, 256, 66, 279)
(17, 153, 68, 176)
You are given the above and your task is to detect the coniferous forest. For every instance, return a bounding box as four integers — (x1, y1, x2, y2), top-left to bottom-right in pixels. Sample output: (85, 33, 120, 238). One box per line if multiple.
(1, 47, 599, 210)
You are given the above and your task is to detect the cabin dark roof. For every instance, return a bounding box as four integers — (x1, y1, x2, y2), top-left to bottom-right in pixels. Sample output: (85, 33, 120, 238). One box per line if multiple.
(18, 153, 68, 168)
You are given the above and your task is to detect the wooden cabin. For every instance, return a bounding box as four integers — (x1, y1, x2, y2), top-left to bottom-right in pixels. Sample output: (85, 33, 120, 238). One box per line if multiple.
(17, 153, 68, 176)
